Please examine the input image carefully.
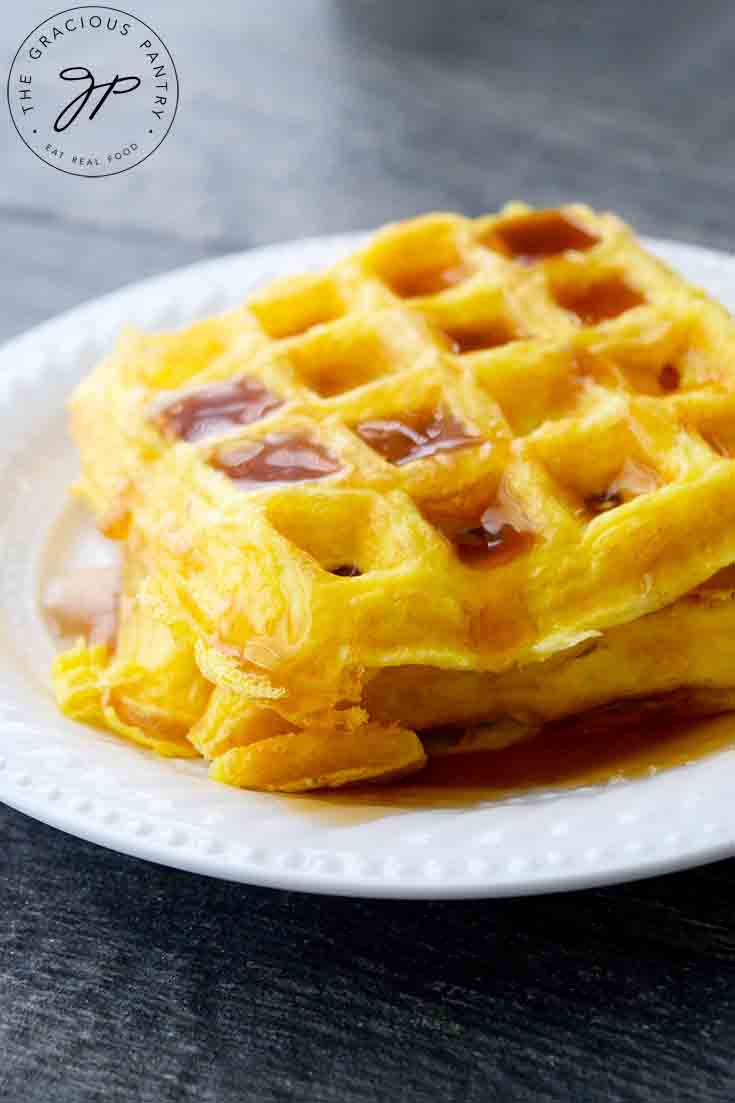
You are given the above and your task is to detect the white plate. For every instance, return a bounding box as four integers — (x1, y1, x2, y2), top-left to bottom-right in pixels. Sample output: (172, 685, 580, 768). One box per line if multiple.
(1, 231, 735, 899)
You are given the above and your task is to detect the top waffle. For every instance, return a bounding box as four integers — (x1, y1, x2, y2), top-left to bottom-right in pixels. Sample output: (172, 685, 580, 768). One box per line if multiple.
(69, 204, 735, 720)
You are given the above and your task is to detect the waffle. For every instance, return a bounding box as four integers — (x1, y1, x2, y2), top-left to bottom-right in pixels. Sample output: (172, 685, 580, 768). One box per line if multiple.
(51, 204, 735, 790)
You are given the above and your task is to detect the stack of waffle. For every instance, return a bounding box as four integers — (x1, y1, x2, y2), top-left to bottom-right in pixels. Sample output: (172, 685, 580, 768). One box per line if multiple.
(51, 204, 735, 790)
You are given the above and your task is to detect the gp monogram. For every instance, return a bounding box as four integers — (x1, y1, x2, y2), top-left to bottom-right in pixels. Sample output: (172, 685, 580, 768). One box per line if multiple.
(7, 6, 179, 177)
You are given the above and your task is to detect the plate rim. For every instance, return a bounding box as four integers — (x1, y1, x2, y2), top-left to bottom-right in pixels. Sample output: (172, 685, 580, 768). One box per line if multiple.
(2, 780, 734, 899)
(1, 228, 735, 899)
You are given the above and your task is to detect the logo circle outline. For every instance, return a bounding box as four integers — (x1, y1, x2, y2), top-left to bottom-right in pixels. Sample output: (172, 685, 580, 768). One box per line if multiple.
(6, 4, 180, 178)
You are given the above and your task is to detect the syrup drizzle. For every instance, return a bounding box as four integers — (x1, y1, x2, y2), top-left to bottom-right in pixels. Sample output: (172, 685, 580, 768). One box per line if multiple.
(212, 434, 341, 487)
(154, 377, 282, 443)
(389, 263, 470, 299)
(424, 487, 535, 568)
(453, 515, 534, 566)
(555, 275, 646, 325)
(585, 460, 660, 516)
(356, 408, 479, 466)
(448, 501, 534, 566)
(658, 363, 680, 392)
(485, 209, 599, 263)
(441, 317, 519, 354)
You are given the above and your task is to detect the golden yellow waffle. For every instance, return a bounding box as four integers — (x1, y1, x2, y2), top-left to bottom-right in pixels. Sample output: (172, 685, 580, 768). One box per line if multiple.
(51, 204, 735, 791)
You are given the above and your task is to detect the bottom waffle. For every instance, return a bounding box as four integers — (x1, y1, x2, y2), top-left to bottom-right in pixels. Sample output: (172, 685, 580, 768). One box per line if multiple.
(50, 559, 735, 791)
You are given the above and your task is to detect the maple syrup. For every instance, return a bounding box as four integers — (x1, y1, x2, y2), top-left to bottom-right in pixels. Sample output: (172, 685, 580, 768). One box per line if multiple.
(304, 698, 735, 812)
(555, 274, 646, 325)
(451, 509, 534, 567)
(388, 263, 470, 299)
(427, 493, 535, 567)
(356, 408, 479, 465)
(659, 363, 680, 392)
(155, 377, 282, 442)
(44, 565, 121, 648)
(585, 460, 660, 516)
(330, 564, 362, 578)
(212, 434, 341, 487)
(441, 317, 519, 354)
(484, 209, 599, 263)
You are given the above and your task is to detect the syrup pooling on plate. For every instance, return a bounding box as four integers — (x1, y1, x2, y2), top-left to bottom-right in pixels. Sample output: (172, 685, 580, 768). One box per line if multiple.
(44, 565, 121, 648)
(327, 703, 735, 810)
(484, 209, 600, 263)
(212, 433, 341, 487)
(154, 377, 283, 442)
(356, 408, 479, 465)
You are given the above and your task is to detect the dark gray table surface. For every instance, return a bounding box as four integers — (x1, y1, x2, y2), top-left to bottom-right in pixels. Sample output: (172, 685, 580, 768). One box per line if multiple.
(4, 1, 735, 1099)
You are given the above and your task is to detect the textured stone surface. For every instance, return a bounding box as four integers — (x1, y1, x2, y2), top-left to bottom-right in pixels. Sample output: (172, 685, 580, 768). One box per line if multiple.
(3, 0, 735, 1098)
